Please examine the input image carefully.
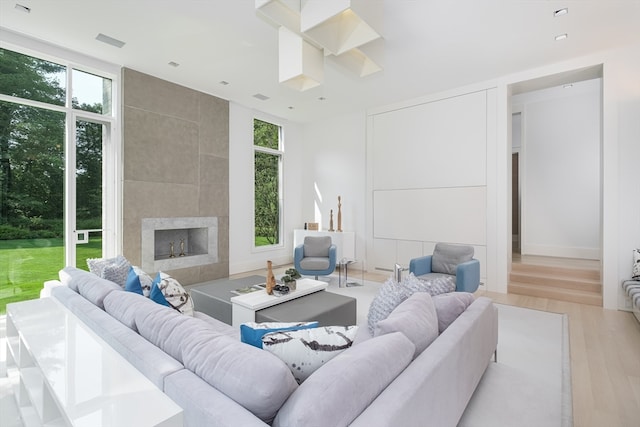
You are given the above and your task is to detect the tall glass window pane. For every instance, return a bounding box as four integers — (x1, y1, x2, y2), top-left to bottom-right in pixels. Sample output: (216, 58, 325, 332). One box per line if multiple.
(0, 101, 65, 313)
(0, 48, 66, 106)
(72, 69, 112, 115)
(75, 119, 103, 268)
(254, 119, 282, 247)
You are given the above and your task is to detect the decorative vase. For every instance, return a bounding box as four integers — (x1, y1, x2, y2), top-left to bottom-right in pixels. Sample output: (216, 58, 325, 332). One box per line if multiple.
(266, 260, 276, 295)
(288, 280, 296, 291)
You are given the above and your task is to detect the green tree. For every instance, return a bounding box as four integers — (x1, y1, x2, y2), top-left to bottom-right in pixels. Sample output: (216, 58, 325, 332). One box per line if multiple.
(0, 48, 65, 226)
(254, 119, 280, 245)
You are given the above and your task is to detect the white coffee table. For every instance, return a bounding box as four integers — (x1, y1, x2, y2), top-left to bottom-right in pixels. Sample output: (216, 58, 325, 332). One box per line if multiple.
(230, 278, 327, 326)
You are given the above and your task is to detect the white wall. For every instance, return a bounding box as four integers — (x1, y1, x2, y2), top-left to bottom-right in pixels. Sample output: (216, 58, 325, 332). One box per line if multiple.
(228, 103, 304, 273)
(365, 89, 494, 280)
(296, 41, 640, 309)
(299, 112, 368, 261)
(512, 79, 601, 259)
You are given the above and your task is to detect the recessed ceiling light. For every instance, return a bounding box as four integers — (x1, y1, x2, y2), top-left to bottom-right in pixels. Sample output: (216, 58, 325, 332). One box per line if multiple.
(168, 61, 180, 67)
(288, 106, 294, 110)
(318, 97, 326, 101)
(554, 8, 569, 17)
(219, 81, 229, 86)
(555, 33, 568, 41)
(15, 3, 30, 13)
(253, 93, 270, 101)
(95, 33, 125, 48)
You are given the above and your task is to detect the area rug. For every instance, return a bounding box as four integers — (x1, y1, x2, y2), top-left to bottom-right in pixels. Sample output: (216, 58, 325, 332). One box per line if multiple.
(458, 303, 572, 427)
(324, 277, 573, 427)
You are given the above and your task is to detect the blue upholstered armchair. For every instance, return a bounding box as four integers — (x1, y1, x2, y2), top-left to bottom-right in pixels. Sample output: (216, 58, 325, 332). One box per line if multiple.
(409, 243, 480, 293)
(294, 236, 337, 279)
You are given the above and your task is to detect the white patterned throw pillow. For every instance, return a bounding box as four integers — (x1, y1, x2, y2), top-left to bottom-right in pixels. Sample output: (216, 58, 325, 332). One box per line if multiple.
(633, 249, 640, 280)
(262, 325, 358, 384)
(87, 255, 131, 287)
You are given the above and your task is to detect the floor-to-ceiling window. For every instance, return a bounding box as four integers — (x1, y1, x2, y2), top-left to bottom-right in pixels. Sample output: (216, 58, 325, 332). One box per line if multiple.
(253, 118, 283, 248)
(0, 47, 119, 313)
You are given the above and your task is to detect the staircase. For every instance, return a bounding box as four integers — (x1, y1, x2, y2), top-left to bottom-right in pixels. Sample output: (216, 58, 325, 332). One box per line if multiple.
(508, 255, 602, 306)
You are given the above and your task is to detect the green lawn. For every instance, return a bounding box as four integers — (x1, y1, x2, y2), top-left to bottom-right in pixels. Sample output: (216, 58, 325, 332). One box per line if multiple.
(0, 238, 102, 314)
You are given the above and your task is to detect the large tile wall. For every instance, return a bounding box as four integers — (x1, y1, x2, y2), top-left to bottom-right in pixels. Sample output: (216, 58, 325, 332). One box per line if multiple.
(122, 68, 229, 284)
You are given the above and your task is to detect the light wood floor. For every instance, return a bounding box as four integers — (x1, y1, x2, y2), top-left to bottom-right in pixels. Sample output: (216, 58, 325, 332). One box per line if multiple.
(246, 265, 640, 427)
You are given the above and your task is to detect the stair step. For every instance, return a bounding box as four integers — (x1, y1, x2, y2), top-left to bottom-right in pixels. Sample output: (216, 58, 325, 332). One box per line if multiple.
(511, 262, 600, 281)
(508, 282, 603, 306)
(509, 272, 602, 293)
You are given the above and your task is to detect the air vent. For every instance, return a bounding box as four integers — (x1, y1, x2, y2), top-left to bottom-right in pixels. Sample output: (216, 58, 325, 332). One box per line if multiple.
(95, 33, 126, 48)
(253, 93, 270, 101)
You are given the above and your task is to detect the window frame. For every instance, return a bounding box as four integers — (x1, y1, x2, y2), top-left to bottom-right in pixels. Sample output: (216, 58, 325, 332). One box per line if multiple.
(0, 41, 122, 265)
(252, 117, 284, 250)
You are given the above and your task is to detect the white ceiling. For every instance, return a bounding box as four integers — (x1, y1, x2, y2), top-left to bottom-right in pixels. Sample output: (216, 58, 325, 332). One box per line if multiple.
(1, 0, 639, 123)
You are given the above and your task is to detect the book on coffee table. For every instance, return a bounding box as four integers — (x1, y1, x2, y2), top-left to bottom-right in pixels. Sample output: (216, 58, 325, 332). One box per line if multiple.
(231, 283, 266, 296)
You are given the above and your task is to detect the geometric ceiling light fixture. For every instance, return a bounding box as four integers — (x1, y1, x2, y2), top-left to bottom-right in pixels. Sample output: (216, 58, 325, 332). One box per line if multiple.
(255, 0, 383, 91)
(300, 0, 381, 56)
(278, 26, 324, 91)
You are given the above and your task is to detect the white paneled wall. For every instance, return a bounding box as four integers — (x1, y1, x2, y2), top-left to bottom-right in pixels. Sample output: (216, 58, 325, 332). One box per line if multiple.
(366, 89, 494, 281)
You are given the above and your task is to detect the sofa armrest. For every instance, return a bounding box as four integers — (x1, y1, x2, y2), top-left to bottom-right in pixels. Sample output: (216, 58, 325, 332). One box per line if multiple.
(409, 255, 433, 277)
(455, 259, 480, 293)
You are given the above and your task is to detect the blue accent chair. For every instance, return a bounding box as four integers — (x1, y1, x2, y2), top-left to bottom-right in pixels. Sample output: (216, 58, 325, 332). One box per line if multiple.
(409, 243, 480, 293)
(294, 236, 337, 280)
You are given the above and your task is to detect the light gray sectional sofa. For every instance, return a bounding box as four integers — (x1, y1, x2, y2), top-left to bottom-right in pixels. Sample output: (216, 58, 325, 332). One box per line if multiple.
(53, 266, 498, 427)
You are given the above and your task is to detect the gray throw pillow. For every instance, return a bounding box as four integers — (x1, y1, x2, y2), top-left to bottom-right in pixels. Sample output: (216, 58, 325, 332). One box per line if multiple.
(87, 255, 131, 287)
(432, 292, 476, 333)
(431, 243, 474, 275)
(272, 332, 415, 427)
(374, 292, 439, 358)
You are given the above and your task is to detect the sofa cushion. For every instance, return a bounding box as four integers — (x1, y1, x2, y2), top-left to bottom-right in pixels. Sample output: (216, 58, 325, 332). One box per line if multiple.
(104, 289, 160, 332)
(193, 312, 239, 338)
(262, 326, 358, 384)
(135, 304, 208, 364)
(86, 255, 131, 287)
(374, 292, 439, 358)
(75, 272, 122, 309)
(273, 331, 415, 427)
(180, 328, 298, 424)
(432, 292, 476, 333)
(240, 321, 319, 348)
(431, 243, 474, 275)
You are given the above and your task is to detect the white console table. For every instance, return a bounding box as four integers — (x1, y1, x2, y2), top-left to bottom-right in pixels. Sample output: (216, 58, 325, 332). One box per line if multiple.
(5, 297, 183, 427)
(293, 230, 355, 261)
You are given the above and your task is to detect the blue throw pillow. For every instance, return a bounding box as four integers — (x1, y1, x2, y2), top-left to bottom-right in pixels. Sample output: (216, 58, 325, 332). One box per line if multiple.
(149, 273, 169, 306)
(240, 321, 319, 348)
(124, 266, 144, 295)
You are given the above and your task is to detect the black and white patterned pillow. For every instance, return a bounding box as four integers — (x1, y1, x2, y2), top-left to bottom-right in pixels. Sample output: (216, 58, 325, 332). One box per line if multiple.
(633, 249, 640, 280)
(407, 273, 456, 296)
(262, 325, 358, 384)
(151, 272, 194, 316)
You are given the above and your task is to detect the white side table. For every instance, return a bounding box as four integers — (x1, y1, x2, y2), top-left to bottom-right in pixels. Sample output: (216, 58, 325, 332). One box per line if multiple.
(230, 278, 327, 326)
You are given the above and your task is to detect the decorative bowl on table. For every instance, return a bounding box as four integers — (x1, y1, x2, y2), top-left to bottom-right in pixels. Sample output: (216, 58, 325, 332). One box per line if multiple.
(272, 285, 290, 296)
